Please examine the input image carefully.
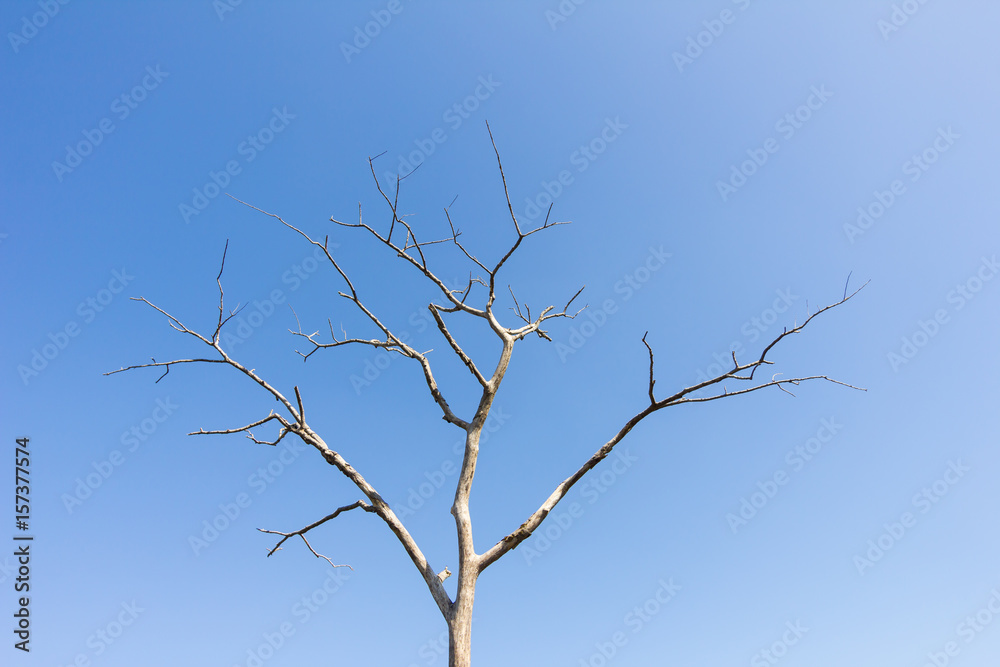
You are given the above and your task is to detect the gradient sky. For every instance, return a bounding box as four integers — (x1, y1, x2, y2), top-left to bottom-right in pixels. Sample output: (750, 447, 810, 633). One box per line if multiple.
(3, 2, 1000, 665)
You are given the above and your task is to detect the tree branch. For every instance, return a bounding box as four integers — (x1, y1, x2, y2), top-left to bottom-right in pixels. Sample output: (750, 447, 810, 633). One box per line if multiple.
(189, 411, 293, 446)
(259, 500, 377, 568)
(506, 285, 586, 342)
(478, 281, 867, 571)
(483, 121, 571, 312)
(642, 332, 656, 404)
(428, 304, 488, 387)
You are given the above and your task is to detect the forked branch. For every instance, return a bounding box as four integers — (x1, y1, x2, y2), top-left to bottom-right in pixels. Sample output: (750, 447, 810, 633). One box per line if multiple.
(259, 500, 377, 569)
(189, 411, 293, 446)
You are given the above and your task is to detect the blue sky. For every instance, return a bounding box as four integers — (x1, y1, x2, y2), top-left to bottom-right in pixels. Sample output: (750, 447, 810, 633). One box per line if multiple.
(3, 1, 999, 665)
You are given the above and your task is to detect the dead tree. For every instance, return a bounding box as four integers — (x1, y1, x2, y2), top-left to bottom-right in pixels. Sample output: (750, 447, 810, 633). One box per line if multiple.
(107, 126, 864, 666)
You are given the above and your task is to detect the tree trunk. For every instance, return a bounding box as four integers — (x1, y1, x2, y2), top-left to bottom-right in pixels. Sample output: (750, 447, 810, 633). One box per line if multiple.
(447, 567, 476, 667)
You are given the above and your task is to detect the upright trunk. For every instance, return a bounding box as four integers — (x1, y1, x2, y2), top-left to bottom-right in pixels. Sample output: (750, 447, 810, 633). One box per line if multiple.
(448, 430, 480, 667)
(447, 578, 475, 667)
(447, 424, 485, 666)
(447, 335, 511, 666)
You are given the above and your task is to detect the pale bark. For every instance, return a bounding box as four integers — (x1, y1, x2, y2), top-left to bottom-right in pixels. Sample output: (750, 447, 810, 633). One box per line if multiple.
(107, 125, 863, 665)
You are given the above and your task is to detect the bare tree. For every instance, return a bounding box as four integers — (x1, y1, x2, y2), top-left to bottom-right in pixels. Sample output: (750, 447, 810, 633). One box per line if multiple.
(107, 126, 864, 666)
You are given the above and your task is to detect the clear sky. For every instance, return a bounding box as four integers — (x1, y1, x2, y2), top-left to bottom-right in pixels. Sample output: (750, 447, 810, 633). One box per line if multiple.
(3, 1, 1000, 665)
